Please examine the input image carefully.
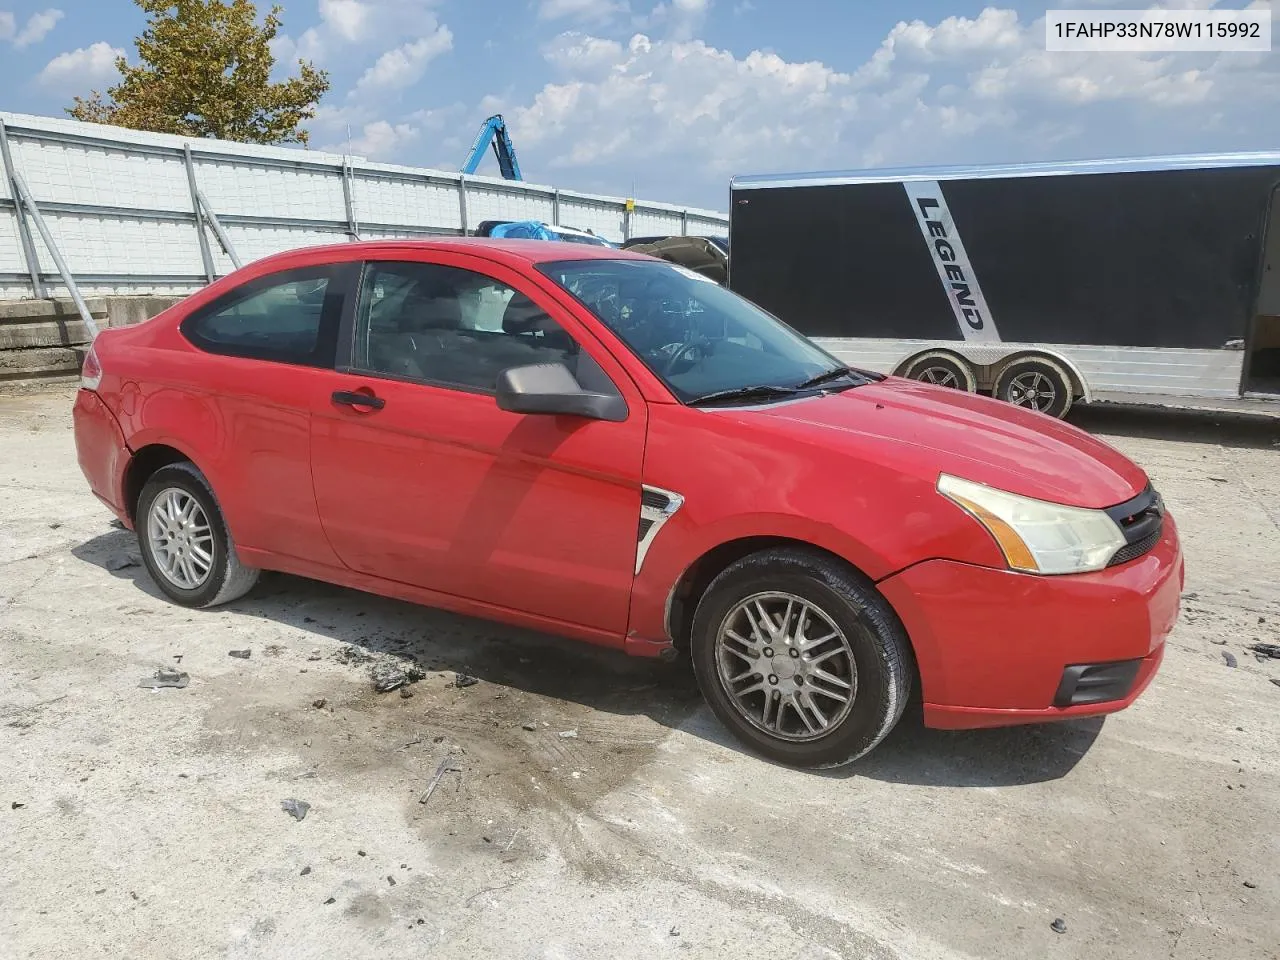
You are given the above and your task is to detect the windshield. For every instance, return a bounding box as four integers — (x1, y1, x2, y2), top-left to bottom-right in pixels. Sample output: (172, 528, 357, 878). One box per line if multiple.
(538, 258, 858, 403)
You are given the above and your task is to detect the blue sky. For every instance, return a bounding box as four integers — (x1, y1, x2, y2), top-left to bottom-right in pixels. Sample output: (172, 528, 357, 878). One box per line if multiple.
(2, 0, 1276, 209)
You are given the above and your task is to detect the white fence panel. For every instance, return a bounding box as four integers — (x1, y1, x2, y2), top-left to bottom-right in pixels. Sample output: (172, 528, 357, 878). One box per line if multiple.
(0, 110, 728, 299)
(558, 199, 625, 240)
(356, 172, 462, 231)
(12, 136, 192, 212)
(465, 182, 556, 228)
(194, 157, 347, 221)
(0, 211, 27, 299)
(221, 224, 348, 268)
(688, 213, 728, 235)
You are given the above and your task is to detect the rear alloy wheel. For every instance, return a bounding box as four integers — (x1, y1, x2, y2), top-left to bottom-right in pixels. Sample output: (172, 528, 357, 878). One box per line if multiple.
(136, 462, 259, 608)
(902, 352, 977, 392)
(994, 357, 1074, 419)
(690, 548, 913, 768)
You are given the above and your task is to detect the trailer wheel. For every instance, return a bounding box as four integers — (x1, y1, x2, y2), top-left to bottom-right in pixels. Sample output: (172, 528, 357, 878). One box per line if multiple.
(994, 357, 1074, 419)
(902, 352, 976, 392)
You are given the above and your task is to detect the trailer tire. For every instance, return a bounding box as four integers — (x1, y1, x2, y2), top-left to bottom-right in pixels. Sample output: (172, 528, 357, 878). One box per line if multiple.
(902, 352, 977, 392)
(993, 357, 1074, 419)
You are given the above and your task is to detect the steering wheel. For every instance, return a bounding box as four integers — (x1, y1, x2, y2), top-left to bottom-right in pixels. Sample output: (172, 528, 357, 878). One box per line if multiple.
(662, 337, 710, 376)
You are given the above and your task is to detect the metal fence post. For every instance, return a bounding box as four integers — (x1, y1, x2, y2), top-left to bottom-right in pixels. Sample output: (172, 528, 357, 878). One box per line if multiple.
(195, 190, 242, 270)
(457, 175, 469, 236)
(11, 171, 98, 338)
(681, 210, 689, 237)
(183, 144, 216, 283)
(552, 189, 561, 227)
(341, 159, 361, 240)
(0, 119, 47, 298)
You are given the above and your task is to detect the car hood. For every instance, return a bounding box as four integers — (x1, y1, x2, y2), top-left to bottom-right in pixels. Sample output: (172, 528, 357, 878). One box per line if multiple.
(738, 377, 1149, 509)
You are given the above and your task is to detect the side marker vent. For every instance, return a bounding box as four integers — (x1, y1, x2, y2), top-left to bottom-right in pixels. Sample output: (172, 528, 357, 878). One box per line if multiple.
(635, 486, 684, 575)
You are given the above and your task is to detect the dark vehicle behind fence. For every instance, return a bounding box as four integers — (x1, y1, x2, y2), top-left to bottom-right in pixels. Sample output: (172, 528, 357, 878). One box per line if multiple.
(728, 153, 1280, 418)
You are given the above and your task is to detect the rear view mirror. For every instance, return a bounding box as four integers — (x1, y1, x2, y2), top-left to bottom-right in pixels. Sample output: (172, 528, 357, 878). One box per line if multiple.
(495, 362, 627, 422)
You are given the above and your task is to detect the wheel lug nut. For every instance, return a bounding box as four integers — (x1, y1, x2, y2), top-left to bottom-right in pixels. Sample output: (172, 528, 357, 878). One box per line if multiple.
(789, 649, 799, 658)
(763, 648, 774, 657)
(768, 675, 778, 685)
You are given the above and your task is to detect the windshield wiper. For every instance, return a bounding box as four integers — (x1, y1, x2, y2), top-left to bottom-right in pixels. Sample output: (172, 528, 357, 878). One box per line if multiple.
(687, 384, 800, 407)
(794, 365, 864, 391)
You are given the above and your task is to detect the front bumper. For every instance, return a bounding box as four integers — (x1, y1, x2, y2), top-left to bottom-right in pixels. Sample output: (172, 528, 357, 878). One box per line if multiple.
(878, 513, 1184, 730)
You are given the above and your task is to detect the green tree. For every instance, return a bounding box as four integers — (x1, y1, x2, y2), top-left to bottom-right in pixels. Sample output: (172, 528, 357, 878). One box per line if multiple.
(68, 0, 329, 146)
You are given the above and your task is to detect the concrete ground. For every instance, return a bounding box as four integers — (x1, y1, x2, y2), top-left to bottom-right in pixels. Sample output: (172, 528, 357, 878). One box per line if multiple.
(2, 385, 1279, 960)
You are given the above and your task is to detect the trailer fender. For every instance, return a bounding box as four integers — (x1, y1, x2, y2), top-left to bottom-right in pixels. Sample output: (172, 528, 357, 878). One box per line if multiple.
(895, 344, 1092, 403)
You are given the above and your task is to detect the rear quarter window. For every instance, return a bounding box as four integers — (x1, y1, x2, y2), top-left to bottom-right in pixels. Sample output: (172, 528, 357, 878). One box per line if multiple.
(181, 264, 353, 368)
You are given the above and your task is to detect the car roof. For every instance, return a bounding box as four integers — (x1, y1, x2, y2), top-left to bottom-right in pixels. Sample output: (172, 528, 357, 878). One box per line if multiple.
(253, 237, 647, 272)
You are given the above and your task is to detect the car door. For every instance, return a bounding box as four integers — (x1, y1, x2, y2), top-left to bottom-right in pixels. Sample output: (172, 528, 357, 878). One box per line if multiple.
(174, 261, 358, 566)
(308, 253, 648, 637)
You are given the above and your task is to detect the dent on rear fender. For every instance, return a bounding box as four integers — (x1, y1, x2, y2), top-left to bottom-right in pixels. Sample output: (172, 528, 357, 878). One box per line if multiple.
(116, 390, 236, 530)
(73, 390, 131, 516)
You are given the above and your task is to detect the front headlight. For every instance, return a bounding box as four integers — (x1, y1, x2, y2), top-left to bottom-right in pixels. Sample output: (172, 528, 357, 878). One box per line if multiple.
(937, 474, 1126, 575)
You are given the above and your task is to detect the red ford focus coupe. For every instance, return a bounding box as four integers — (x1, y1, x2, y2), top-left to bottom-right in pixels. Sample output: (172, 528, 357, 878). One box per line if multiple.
(73, 239, 1184, 767)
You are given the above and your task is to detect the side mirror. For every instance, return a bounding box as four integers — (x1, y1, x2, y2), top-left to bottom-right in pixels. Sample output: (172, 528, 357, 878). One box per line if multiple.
(495, 362, 627, 422)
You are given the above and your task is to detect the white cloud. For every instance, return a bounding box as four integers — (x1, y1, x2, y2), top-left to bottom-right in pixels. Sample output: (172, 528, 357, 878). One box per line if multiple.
(37, 41, 122, 91)
(273, 0, 443, 65)
(640, 0, 711, 39)
(354, 23, 453, 93)
(538, 0, 628, 22)
(275, 4, 456, 99)
(544, 32, 625, 76)
(314, 103, 440, 161)
(489, 6, 1280, 206)
(347, 119, 419, 157)
(508, 31, 856, 181)
(1, 8, 63, 47)
(320, 0, 371, 41)
(14, 8, 63, 47)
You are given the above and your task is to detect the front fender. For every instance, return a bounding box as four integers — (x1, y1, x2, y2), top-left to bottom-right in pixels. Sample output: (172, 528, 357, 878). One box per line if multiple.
(627, 510, 907, 647)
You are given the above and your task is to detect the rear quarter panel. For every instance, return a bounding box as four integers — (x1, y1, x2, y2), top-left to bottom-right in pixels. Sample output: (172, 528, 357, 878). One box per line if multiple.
(91, 304, 341, 566)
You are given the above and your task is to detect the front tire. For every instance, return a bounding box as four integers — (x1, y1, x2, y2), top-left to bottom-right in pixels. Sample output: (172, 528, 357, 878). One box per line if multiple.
(136, 462, 259, 608)
(689, 548, 913, 768)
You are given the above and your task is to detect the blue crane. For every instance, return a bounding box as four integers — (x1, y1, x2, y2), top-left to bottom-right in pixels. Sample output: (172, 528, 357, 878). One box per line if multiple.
(462, 114, 523, 181)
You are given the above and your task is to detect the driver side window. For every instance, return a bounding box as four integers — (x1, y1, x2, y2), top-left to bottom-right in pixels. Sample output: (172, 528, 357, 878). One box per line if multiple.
(353, 260, 618, 396)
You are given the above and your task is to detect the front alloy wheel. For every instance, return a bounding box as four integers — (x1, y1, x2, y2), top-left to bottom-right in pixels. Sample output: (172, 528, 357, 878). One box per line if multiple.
(691, 547, 914, 768)
(715, 592, 857, 741)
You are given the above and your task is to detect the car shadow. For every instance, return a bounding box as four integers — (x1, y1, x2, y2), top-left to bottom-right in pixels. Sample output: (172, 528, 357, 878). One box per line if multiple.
(73, 528, 1101, 787)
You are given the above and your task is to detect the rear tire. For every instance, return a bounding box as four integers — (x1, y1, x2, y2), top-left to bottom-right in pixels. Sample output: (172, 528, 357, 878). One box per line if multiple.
(689, 548, 913, 768)
(993, 356, 1074, 419)
(136, 462, 259, 608)
(902, 352, 977, 392)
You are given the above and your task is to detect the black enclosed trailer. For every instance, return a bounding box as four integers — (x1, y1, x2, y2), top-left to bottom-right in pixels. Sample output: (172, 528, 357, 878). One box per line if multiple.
(728, 153, 1280, 417)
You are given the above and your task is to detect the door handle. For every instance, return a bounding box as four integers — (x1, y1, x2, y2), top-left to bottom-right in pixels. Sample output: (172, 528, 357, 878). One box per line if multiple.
(332, 390, 385, 410)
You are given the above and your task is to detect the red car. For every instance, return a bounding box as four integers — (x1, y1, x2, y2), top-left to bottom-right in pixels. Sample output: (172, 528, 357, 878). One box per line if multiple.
(72, 239, 1184, 767)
